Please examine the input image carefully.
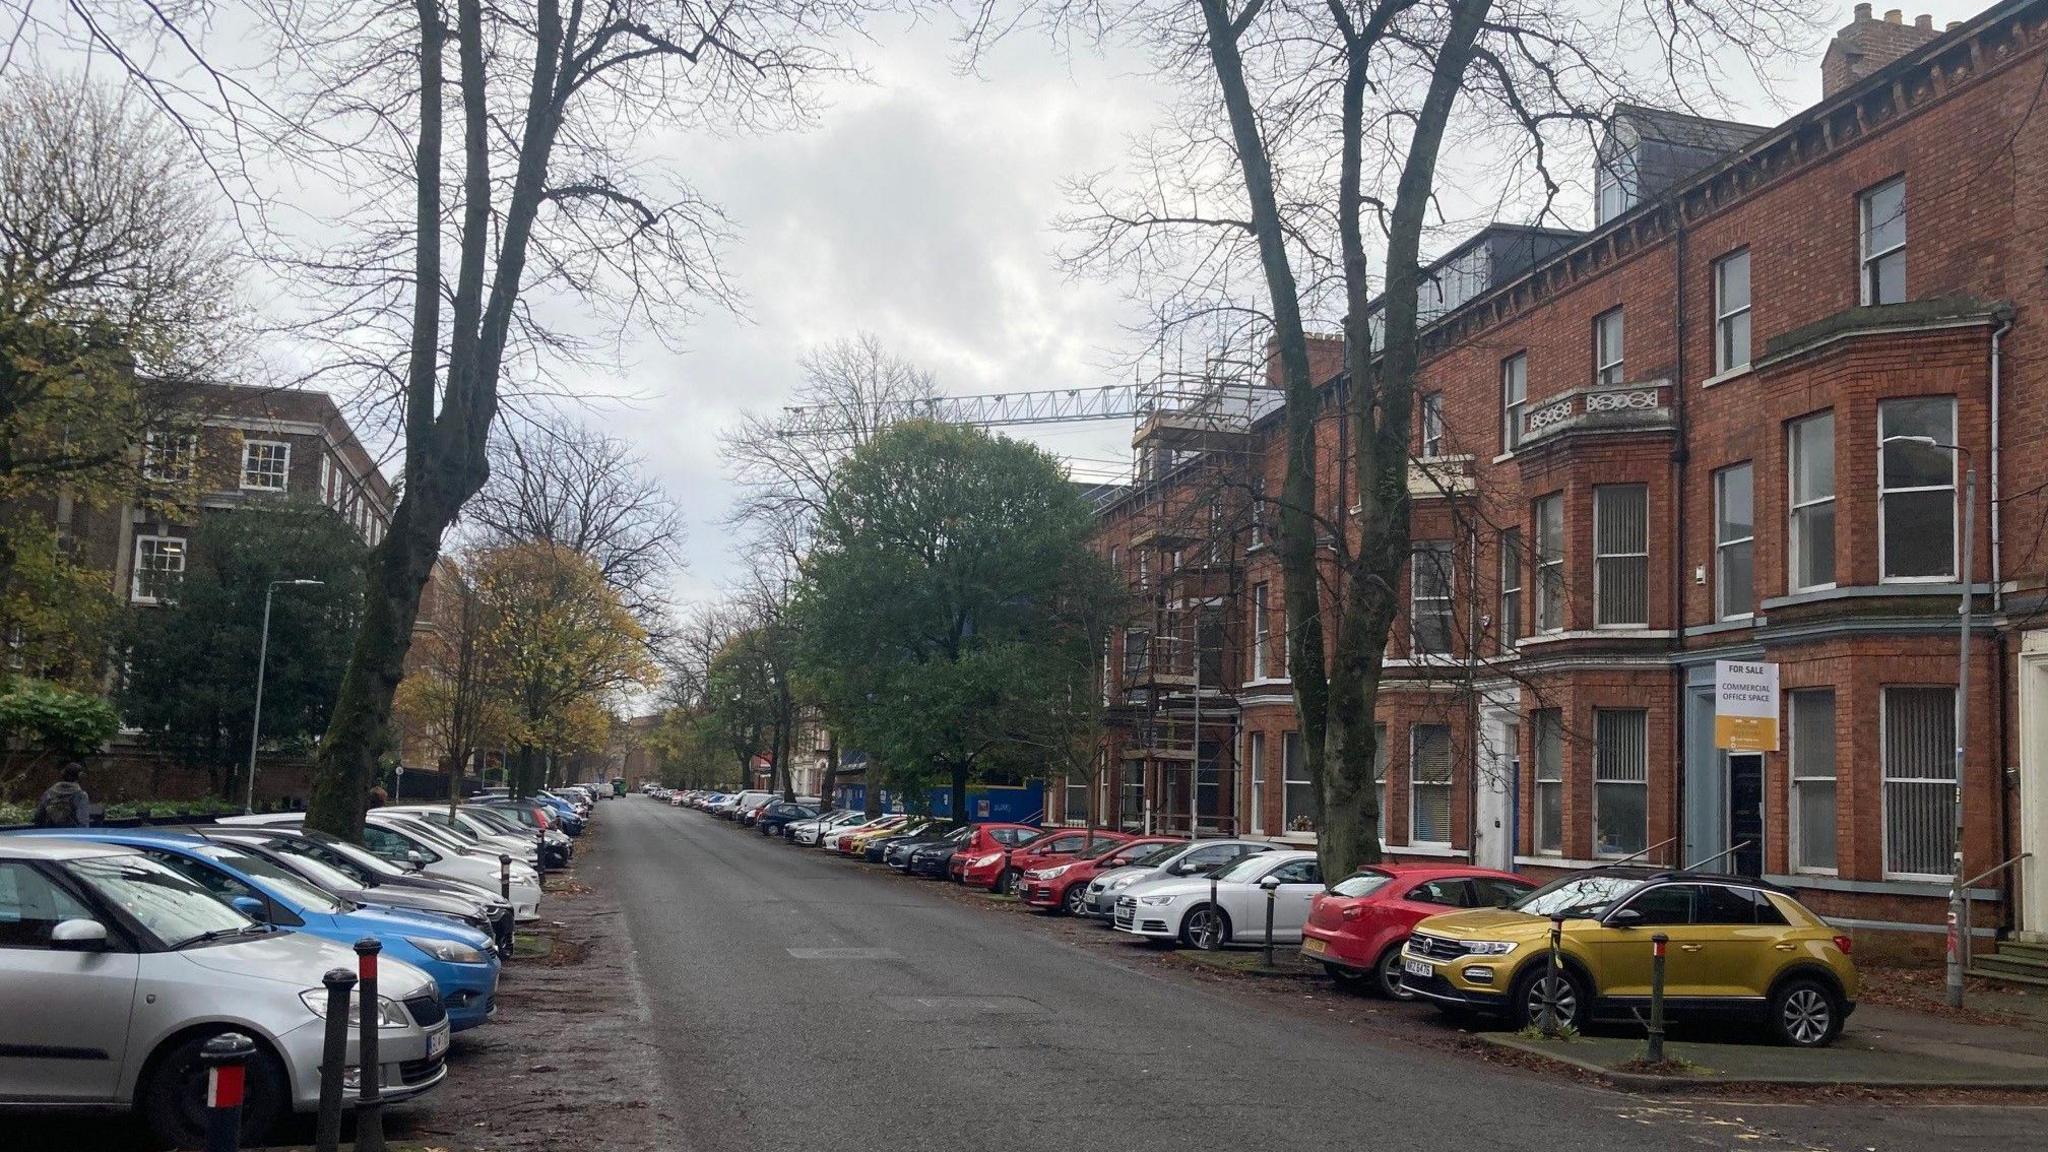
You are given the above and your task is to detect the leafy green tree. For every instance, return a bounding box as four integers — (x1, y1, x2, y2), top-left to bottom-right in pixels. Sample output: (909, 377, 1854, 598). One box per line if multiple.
(0, 679, 119, 801)
(795, 421, 1120, 822)
(118, 506, 369, 797)
(705, 626, 780, 793)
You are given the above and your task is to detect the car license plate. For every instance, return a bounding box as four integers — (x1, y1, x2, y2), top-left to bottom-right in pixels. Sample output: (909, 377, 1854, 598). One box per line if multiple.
(428, 1027, 450, 1059)
(1402, 957, 1434, 979)
(1303, 937, 1327, 955)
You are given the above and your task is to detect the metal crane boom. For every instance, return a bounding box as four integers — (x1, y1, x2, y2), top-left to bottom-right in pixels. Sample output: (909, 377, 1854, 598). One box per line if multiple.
(778, 383, 1139, 435)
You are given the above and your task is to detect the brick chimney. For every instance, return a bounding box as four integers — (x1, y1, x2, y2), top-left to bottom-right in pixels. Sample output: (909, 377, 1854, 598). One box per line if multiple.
(1822, 5, 1945, 98)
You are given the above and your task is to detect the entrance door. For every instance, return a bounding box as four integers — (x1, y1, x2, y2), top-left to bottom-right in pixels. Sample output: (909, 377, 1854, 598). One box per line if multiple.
(2019, 652, 2048, 941)
(1473, 714, 1516, 871)
(1726, 753, 1764, 877)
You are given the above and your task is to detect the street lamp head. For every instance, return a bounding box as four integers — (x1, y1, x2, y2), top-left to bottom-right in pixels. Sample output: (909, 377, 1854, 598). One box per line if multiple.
(1880, 434, 1940, 447)
(288, 578, 325, 587)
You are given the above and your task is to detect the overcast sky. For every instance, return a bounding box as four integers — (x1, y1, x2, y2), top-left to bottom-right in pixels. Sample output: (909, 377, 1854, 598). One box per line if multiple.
(28, 0, 1997, 613)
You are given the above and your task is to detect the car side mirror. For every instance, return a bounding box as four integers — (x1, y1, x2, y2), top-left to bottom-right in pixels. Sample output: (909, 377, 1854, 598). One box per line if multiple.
(1607, 908, 1643, 928)
(406, 850, 427, 870)
(50, 918, 108, 950)
(231, 895, 268, 922)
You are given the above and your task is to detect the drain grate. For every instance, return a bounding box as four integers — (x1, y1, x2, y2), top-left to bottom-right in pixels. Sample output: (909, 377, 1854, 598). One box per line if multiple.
(786, 947, 900, 960)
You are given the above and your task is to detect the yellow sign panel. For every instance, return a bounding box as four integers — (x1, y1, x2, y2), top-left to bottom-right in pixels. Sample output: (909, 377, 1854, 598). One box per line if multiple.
(1714, 660, 1780, 752)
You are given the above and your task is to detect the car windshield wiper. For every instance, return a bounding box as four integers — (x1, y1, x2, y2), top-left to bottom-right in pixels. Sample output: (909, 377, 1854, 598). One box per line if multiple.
(174, 924, 273, 949)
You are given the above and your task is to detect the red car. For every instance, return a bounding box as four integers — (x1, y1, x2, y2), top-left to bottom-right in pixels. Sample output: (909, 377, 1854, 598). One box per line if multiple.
(1301, 863, 1535, 998)
(1021, 836, 1181, 914)
(977, 827, 1132, 895)
(948, 823, 1042, 883)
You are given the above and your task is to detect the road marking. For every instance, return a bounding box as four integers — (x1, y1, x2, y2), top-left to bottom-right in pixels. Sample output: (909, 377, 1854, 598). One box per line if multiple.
(878, 995, 1047, 1016)
(786, 947, 900, 960)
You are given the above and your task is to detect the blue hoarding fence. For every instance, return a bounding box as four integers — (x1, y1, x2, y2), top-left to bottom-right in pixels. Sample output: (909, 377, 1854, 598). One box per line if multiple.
(832, 780, 1045, 825)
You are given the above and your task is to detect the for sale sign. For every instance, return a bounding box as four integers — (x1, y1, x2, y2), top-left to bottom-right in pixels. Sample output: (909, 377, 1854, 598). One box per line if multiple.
(1714, 660, 1779, 751)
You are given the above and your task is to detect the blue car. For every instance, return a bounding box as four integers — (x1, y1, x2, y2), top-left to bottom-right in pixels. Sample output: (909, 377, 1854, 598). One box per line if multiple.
(532, 794, 584, 835)
(33, 829, 501, 1032)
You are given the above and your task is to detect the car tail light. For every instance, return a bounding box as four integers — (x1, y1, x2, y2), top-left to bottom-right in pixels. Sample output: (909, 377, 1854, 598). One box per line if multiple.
(1832, 934, 1853, 955)
(1340, 904, 1364, 921)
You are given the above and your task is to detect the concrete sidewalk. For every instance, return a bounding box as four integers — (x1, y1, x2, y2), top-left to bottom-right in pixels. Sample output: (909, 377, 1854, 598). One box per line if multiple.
(1487, 1001, 2048, 1090)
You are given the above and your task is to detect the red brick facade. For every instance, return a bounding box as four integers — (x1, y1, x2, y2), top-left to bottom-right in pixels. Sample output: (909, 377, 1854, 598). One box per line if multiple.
(1071, 0, 2048, 941)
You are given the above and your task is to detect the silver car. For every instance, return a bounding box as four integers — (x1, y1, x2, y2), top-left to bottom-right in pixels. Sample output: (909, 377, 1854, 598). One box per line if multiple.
(0, 837, 449, 1147)
(1079, 839, 1278, 918)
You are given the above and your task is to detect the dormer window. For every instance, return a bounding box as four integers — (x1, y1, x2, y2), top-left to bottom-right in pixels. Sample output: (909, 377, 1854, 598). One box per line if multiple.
(1595, 148, 1637, 225)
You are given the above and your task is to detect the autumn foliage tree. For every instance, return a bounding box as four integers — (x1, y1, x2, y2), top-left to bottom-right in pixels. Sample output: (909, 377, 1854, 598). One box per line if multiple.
(468, 542, 657, 797)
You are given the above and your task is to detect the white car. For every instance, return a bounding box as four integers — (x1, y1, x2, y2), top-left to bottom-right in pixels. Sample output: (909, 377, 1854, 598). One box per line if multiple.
(791, 810, 869, 846)
(1113, 850, 1325, 948)
(219, 813, 543, 921)
(826, 813, 909, 852)
(380, 806, 537, 865)
(0, 837, 449, 1148)
(1080, 839, 1278, 918)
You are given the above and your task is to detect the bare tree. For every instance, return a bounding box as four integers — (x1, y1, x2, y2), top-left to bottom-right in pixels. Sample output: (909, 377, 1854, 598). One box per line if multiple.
(467, 416, 685, 641)
(997, 0, 1826, 875)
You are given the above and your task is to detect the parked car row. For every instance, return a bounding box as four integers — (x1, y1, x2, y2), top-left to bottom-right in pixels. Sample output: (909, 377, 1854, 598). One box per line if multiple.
(0, 788, 603, 1147)
(672, 793, 1861, 1050)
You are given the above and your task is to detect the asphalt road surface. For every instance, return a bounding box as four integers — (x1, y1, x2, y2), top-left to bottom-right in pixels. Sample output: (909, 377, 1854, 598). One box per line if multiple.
(607, 799, 2047, 1152)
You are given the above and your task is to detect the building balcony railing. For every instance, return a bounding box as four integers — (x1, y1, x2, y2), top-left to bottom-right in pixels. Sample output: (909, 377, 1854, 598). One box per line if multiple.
(1520, 378, 1674, 445)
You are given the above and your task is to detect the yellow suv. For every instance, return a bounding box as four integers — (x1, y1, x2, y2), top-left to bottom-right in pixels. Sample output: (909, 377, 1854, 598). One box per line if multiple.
(1399, 868, 1858, 1047)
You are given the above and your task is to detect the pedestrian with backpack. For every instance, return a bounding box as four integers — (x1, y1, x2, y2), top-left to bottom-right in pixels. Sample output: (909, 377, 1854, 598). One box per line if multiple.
(33, 763, 92, 828)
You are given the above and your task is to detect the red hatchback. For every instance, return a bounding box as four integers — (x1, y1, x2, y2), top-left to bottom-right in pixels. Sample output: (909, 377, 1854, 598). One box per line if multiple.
(949, 823, 1043, 884)
(990, 828, 1131, 895)
(1301, 864, 1535, 998)
(1021, 836, 1180, 914)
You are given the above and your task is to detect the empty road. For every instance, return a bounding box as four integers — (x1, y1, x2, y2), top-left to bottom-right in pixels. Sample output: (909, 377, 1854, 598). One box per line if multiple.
(605, 798, 2046, 1152)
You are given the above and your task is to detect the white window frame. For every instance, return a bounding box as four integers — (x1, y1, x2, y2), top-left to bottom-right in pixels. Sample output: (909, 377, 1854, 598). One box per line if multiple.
(141, 431, 196, 484)
(1409, 724, 1453, 847)
(1714, 463, 1754, 622)
(1534, 493, 1565, 633)
(1373, 723, 1388, 844)
(1593, 484, 1648, 628)
(1063, 775, 1089, 824)
(1878, 397, 1958, 584)
(1592, 708, 1648, 859)
(1594, 307, 1625, 387)
(1713, 248, 1752, 375)
(1860, 176, 1906, 307)
(1882, 684, 1957, 880)
(1409, 543, 1455, 655)
(1248, 731, 1266, 835)
(1282, 730, 1314, 833)
(1249, 477, 1266, 547)
(1499, 528, 1522, 647)
(1501, 353, 1527, 453)
(130, 535, 186, 605)
(240, 439, 291, 492)
(1420, 392, 1445, 458)
(1788, 412, 1837, 592)
(1533, 709, 1563, 854)
(1252, 582, 1273, 678)
(1789, 688, 1838, 875)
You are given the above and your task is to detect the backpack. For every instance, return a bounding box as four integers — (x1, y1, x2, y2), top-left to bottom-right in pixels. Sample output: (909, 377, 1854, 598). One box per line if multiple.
(33, 789, 79, 828)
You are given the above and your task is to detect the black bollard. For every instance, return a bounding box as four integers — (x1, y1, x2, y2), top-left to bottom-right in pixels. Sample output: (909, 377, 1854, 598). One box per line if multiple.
(200, 1032, 256, 1152)
(1542, 911, 1566, 1037)
(500, 853, 512, 903)
(1647, 933, 1669, 1062)
(1261, 877, 1278, 968)
(314, 967, 355, 1152)
(354, 938, 386, 1152)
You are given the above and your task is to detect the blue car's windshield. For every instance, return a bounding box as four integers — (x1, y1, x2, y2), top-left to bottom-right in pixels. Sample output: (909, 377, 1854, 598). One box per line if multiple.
(195, 844, 349, 914)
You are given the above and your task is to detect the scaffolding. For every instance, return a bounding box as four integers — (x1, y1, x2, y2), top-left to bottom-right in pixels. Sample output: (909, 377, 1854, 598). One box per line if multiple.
(1115, 354, 1277, 838)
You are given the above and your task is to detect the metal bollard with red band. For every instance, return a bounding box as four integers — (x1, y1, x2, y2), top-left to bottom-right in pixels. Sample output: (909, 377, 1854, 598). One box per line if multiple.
(201, 1032, 256, 1152)
(354, 938, 387, 1152)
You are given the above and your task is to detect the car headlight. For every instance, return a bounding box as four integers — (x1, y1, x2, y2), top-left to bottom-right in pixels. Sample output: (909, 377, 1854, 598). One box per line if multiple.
(1136, 894, 1177, 906)
(511, 866, 539, 884)
(407, 936, 490, 964)
(1042, 863, 1076, 878)
(974, 853, 1001, 867)
(1108, 874, 1140, 891)
(1462, 941, 1518, 956)
(300, 988, 409, 1029)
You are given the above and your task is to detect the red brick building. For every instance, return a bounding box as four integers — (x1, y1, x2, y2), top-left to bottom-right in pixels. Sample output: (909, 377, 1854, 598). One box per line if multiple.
(1077, 0, 2048, 947)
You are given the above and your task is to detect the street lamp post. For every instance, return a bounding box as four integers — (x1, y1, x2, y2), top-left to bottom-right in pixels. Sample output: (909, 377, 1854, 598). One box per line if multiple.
(1883, 434, 1973, 1008)
(245, 579, 325, 814)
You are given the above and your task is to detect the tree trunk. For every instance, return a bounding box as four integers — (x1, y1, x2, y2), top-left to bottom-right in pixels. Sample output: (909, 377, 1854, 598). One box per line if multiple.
(949, 761, 969, 827)
(819, 733, 839, 811)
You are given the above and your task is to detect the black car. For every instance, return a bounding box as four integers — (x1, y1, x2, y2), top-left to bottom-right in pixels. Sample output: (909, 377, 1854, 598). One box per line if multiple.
(884, 826, 970, 869)
(904, 837, 964, 878)
(863, 822, 940, 863)
(757, 801, 820, 837)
